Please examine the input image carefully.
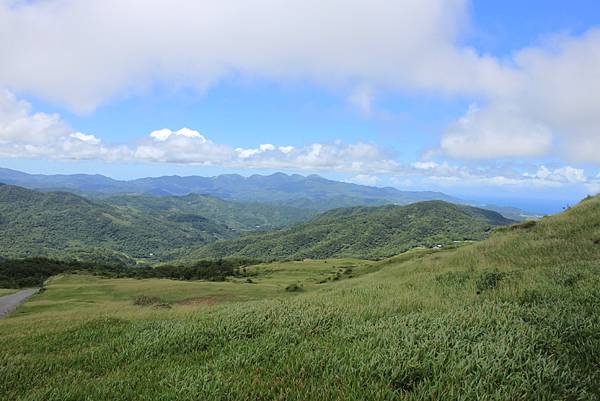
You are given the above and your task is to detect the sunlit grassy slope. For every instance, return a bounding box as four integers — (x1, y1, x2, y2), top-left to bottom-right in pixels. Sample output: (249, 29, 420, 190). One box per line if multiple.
(1, 197, 600, 400)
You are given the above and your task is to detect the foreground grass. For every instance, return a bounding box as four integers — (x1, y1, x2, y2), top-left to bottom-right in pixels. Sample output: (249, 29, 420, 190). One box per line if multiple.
(1, 199, 600, 400)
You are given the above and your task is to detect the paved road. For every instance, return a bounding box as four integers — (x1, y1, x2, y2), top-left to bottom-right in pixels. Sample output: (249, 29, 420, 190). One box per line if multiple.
(0, 288, 39, 318)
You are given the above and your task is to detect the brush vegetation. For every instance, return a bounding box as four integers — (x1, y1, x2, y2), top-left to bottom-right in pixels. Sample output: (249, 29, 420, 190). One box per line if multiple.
(0, 257, 258, 288)
(1, 195, 598, 399)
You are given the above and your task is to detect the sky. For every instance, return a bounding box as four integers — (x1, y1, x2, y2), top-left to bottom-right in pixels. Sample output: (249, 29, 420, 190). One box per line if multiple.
(1, 0, 600, 213)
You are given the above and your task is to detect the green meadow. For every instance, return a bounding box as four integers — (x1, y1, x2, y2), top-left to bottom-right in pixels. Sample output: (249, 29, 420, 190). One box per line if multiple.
(2, 197, 600, 400)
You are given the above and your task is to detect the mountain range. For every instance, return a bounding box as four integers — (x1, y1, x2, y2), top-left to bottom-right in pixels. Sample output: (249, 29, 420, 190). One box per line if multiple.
(0, 167, 537, 219)
(0, 183, 513, 263)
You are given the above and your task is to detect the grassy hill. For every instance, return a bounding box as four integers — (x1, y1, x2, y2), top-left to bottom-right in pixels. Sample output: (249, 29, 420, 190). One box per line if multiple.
(0, 185, 313, 262)
(191, 201, 514, 260)
(1, 195, 599, 399)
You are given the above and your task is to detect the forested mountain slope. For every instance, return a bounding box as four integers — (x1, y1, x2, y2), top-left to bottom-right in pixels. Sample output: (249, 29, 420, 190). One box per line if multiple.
(0, 185, 311, 262)
(104, 193, 316, 232)
(191, 201, 514, 260)
(0, 184, 236, 263)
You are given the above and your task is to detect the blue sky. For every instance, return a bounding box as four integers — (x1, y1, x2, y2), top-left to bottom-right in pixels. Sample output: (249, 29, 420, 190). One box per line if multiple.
(1, 0, 600, 213)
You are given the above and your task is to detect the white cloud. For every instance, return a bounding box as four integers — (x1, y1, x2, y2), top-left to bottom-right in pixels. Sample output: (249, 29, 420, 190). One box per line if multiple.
(412, 161, 439, 170)
(259, 143, 275, 152)
(149, 129, 172, 142)
(0, 88, 117, 159)
(440, 104, 552, 159)
(149, 128, 205, 142)
(70, 132, 100, 145)
(278, 145, 294, 154)
(0, 0, 513, 112)
(0, 89, 70, 145)
(235, 143, 277, 159)
(2, 89, 600, 192)
(349, 174, 380, 186)
(175, 128, 205, 140)
(440, 30, 600, 163)
(136, 129, 228, 164)
(235, 148, 260, 159)
(231, 141, 393, 173)
(525, 165, 586, 184)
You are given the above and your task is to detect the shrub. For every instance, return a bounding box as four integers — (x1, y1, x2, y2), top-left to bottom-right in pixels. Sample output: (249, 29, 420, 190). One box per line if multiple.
(285, 283, 303, 292)
(476, 271, 506, 291)
(509, 220, 537, 231)
(133, 295, 165, 306)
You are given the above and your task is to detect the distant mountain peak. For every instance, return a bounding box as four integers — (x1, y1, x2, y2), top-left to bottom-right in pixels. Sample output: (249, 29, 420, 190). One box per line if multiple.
(0, 167, 536, 219)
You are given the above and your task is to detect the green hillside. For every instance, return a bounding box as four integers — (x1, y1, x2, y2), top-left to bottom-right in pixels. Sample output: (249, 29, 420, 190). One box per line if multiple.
(191, 201, 514, 260)
(104, 193, 316, 232)
(0, 185, 321, 262)
(1, 196, 599, 400)
(0, 184, 237, 263)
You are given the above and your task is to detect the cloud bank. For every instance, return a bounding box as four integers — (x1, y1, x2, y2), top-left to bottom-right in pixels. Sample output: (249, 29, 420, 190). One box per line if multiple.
(0, 0, 509, 112)
(1, 88, 597, 193)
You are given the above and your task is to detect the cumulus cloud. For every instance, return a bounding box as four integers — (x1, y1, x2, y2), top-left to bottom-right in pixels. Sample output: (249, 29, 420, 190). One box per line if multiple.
(525, 165, 586, 184)
(0, 88, 118, 159)
(0, 0, 514, 112)
(278, 146, 294, 154)
(406, 159, 594, 189)
(70, 132, 101, 145)
(0, 89, 395, 170)
(235, 144, 276, 159)
(150, 128, 205, 142)
(0, 89, 70, 145)
(2, 88, 600, 192)
(136, 129, 229, 164)
(440, 30, 600, 163)
(440, 104, 552, 159)
(231, 141, 394, 173)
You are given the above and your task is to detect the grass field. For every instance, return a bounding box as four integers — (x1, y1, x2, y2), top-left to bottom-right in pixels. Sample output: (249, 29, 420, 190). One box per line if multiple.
(0, 288, 20, 297)
(6, 258, 375, 320)
(1, 197, 600, 400)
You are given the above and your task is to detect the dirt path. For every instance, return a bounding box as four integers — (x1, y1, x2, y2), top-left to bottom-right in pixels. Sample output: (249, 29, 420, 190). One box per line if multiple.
(0, 288, 39, 318)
